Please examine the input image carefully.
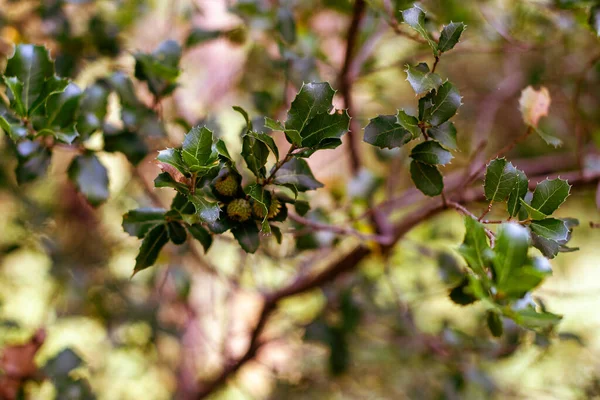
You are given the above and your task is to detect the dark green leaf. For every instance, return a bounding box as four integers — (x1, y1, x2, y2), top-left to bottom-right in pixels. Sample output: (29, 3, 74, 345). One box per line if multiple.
(134, 224, 169, 274)
(274, 158, 323, 191)
(276, 7, 297, 44)
(77, 82, 109, 138)
(134, 40, 181, 98)
(285, 82, 335, 134)
(103, 129, 149, 165)
(245, 183, 271, 232)
(410, 140, 453, 165)
(519, 197, 547, 220)
(449, 277, 478, 305)
(531, 232, 560, 259)
(535, 127, 562, 148)
(427, 121, 457, 149)
(15, 141, 51, 184)
(232, 222, 260, 253)
(186, 28, 222, 48)
(187, 224, 213, 252)
(167, 221, 187, 245)
(530, 178, 571, 216)
(401, 6, 437, 54)
(410, 160, 443, 196)
(122, 208, 166, 238)
(3, 76, 25, 116)
(458, 216, 492, 277)
(590, 4, 600, 36)
(396, 109, 421, 139)
(404, 64, 442, 95)
(419, 90, 435, 121)
(249, 131, 279, 161)
(507, 169, 528, 217)
(0, 116, 27, 142)
(530, 218, 569, 243)
(484, 158, 519, 202)
(363, 115, 411, 149)
(242, 132, 269, 177)
(300, 110, 349, 149)
(233, 105, 253, 133)
(68, 153, 109, 206)
(188, 193, 220, 224)
(492, 223, 530, 286)
(513, 307, 562, 330)
(429, 81, 462, 126)
(264, 117, 284, 131)
(437, 22, 466, 53)
(182, 126, 216, 169)
(499, 256, 551, 298)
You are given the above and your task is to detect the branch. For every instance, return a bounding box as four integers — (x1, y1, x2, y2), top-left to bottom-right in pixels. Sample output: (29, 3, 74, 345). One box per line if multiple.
(339, 0, 366, 175)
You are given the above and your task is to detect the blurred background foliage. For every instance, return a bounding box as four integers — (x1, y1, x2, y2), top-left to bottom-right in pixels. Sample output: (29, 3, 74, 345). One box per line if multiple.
(0, 0, 600, 399)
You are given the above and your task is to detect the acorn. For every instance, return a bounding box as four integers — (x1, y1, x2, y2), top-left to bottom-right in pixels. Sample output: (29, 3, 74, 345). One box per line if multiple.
(227, 198, 252, 222)
(253, 198, 281, 219)
(214, 174, 239, 197)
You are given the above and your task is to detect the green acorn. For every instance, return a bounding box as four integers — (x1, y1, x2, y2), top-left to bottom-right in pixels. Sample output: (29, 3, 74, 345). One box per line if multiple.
(227, 198, 252, 222)
(253, 198, 281, 219)
(214, 174, 239, 197)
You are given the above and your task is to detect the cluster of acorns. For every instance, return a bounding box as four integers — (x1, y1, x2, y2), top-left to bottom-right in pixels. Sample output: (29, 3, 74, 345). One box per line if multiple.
(213, 173, 281, 222)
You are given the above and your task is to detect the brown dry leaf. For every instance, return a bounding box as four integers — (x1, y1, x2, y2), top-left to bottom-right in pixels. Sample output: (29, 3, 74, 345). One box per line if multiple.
(519, 86, 551, 128)
(0, 329, 46, 400)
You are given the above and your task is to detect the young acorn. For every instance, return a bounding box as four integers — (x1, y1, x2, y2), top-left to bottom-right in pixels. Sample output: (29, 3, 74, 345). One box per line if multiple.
(214, 173, 240, 197)
(253, 197, 281, 219)
(227, 198, 252, 222)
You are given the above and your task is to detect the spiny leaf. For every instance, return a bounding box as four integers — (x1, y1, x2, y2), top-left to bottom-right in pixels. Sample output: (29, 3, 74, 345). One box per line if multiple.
(188, 193, 220, 224)
(405, 63, 443, 95)
(285, 82, 335, 134)
(410, 140, 453, 165)
(181, 126, 216, 169)
(300, 110, 350, 149)
(438, 22, 466, 53)
(134, 224, 169, 274)
(484, 158, 519, 202)
(519, 198, 548, 220)
(530, 218, 570, 243)
(167, 221, 187, 245)
(427, 121, 457, 149)
(396, 110, 421, 139)
(493, 223, 530, 286)
(232, 222, 260, 253)
(242, 132, 269, 177)
(187, 224, 213, 252)
(530, 178, 571, 216)
(507, 169, 528, 217)
(122, 208, 166, 238)
(67, 153, 110, 207)
(429, 81, 462, 126)
(401, 6, 437, 55)
(274, 158, 323, 191)
(458, 216, 492, 277)
(363, 115, 411, 149)
(410, 160, 443, 197)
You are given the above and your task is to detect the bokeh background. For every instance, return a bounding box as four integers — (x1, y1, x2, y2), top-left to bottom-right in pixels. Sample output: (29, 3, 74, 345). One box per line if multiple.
(1, 0, 600, 399)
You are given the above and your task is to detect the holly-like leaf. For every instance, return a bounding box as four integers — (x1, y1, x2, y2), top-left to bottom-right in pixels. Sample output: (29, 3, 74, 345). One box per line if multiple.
(182, 126, 216, 170)
(233, 105, 253, 133)
(265, 117, 284, 131)
(410, 160, 443, 196)
(122, 208, 166, 238)
(3, 77, 25, 117)
(134, 39, 181, 98)
(104, 128, 149, 165)
(68, 153, 110, 206)
(499, 256, 552, 299)
(77, 82, 110, 138)
(187, 224, 213, 252)
(396, 110, 421, 139)
(245, 183, 272, 233)
(188, 193, 220, 224)
(167, 221, 187, 245)
(274, 158, 323, 191)
(513, 307, 562, 330)
(401, 6, 437, 54)
(249, 131, 279, 161)
(363, 115, 411, 149)
(300, 110, 350, 149)
(507, 169, 528, 217)
(429, 81, 461, 126)
(0, 115, 27, 142)
(534, 128, 563, 148)
(405, 64, 442, 95)
(242, 132, 269, 177)
(519, 198, 548, 220)
(437, 22, 466, 53)
(458, 216, 492, 277)
(449, 277, 478, 305)
(530, 218, 570, 243)
(530, 178, 571, 216)
(519, 86, 550, 128)
(410, 141, 453, 165)
(232, 222, 260, 253)
(4, 44, 57, 116)
(492, 223, 530, 286)
(484, 158, 519, 202)
(285, 82, 335, 134)
(419, 90, 435, 121)
(427, 121, 457, 149)
(157, 148, 189, 184)
(15, 140, 52, 184)
(134, 224, 169, 274)
(276, 7, 297, 44)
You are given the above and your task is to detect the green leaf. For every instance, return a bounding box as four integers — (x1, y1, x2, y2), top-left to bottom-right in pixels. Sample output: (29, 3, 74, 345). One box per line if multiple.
(134, 224, 169, 274)
(14, 141, 52, 184)
(530, 178, 571, 216)
(484, 158, 519, 202)
(499, 257, 551, 299)
(300, 110, 350, 149)
(157, 148, 188, 180)
(3, 76, 25, 117)
(249, 131, 279, 161)
(401, 6, 437, 54)
(535, 127, 562, 148)
(167, 221, 187, 245)
(44, 82, 82, 143)
(285, 82, 335, 134)
(77, 82, 110, 138)
(429, 81, 462, 126)
(68, 153, 110, 206)
(519, 198, 548, 220)
(419, 90, 435, 121)
(276, 7, 297, 44)
(122, 208, 166, 238)
(512, 307, 562, 330)
(405, 63, 442, 95)
(396, 109, 421, 139)
(427, 121, 457, 149)
(187, 224, 213, 252)
(134, 40, 181, 98)
(188, 193, 220, 224)
(233, 105, 253, 133)
(0, 115, 27, 142)
(363, 115, 411, 149)
(242, 132, 269, 177)
(284, 129, 303, 146)
(448, 277, 478, 305)
(530, 218, 569, 242)
(232, 222, 260, 253)
(410, 141, 453, 165)
(437, 22, 466, 53)
(458, 216, 492, 277)
(186, 28, 223, 47)
(274, 158, 323, 191)
(493, 223, 530, 286)
(590, 4, 600, 36)
(507, 169, 528, 217)
(410, 160, 443, 197)
(182, 126, 216, 169)
(487, 311, 503, 337)
(265, 117, 284, 131)
(4, 44, 56, 115)
(103, 128, 149, 165)
(245, 183, 272, 233)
